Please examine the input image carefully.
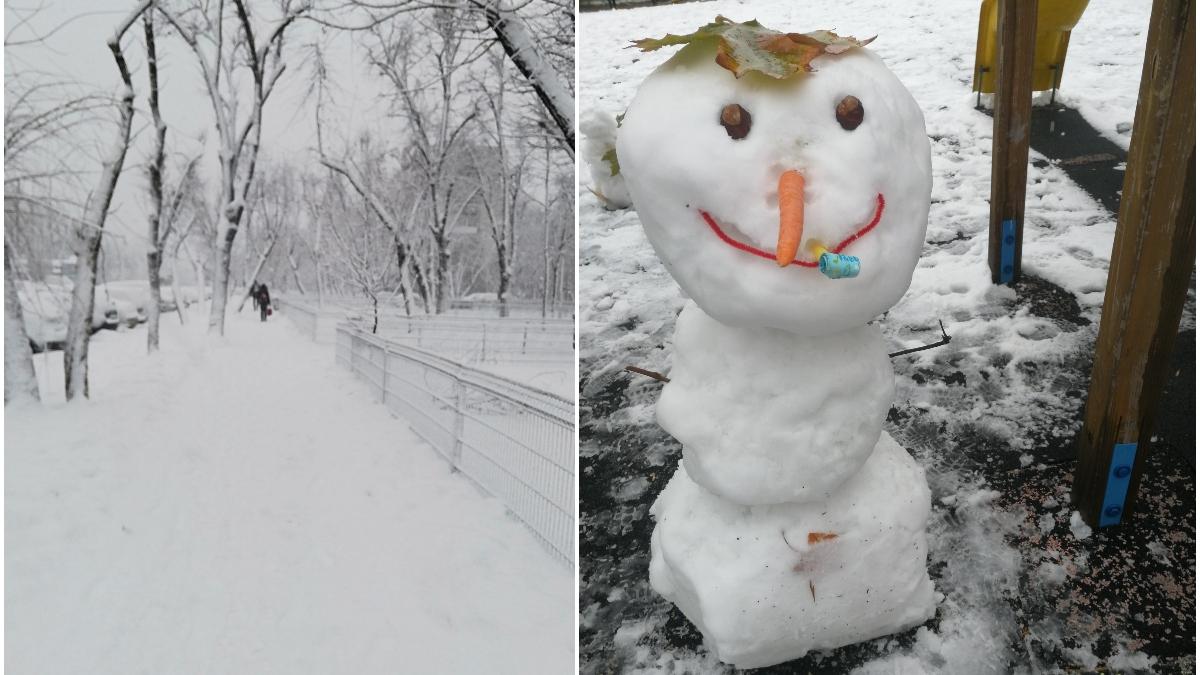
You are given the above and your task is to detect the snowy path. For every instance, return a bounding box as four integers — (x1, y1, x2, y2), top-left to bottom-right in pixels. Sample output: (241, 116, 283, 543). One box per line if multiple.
(6, 310, 573, 674)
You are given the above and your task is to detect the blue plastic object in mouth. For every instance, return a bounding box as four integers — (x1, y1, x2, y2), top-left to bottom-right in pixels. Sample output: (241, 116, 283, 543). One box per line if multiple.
(818, 252, 861, 279)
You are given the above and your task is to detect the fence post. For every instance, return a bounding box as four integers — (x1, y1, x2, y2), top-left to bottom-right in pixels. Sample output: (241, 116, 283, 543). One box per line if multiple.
(380, 347, 389, 404)
(987, 0, 1038, 285)
(1071, 0, 1195, 528)
(451, 375, 466, 472)
(481, 323, 488, 362)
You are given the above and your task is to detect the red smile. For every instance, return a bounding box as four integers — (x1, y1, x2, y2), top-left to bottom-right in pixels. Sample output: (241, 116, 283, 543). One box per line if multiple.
(699, 194, 886, 267)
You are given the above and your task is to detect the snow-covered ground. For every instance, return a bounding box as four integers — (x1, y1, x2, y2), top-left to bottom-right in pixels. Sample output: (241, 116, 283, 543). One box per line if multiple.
(7, 308, 573, 674)
(578, 0, 1181, 672)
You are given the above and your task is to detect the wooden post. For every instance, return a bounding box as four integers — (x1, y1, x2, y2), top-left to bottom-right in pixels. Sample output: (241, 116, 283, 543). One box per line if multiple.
(1072, 0, 1195, 528)
(988, 0, 1038, 285)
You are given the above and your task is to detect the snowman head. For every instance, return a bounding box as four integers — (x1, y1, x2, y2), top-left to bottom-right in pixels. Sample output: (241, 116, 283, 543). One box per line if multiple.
(617, 18, 931, 336)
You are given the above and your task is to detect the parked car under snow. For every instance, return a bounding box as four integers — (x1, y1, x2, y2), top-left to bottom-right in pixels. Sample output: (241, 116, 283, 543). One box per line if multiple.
(16, 284, 68, 352)
(101, 280, 178, 316)
(96, 283, 147, 328)
(16, 282, 119, 351)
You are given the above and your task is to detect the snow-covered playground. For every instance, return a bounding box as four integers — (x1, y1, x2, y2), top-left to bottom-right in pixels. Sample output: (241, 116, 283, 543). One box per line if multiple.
(6, 309, 573, 674)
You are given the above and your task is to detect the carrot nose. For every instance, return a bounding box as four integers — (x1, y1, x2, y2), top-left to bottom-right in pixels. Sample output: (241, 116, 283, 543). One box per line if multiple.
(776, 170, 805, 266)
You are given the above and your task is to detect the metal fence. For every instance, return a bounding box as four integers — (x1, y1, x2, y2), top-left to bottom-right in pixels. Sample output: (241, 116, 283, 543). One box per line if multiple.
(370, 315, 573, 364)
(278, 296, 573, 363)
(448, 298, 574, 318)
(274, 297, 335, 343)
(335, 322, 575, 566)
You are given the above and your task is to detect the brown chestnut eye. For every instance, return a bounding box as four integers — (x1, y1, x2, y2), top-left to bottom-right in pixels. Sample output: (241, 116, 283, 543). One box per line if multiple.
(720, 103, 751, 140)
(835, 95, 864, 130)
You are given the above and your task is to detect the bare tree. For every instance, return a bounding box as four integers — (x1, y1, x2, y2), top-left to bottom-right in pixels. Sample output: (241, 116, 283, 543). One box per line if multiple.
(4, 22, 116, 402)
(321, 176, 397, 332)
(319, 133, 428, 316)
(469, 50, 531, 317)
(142, 10, 174, 352)
(157, 0, 309, 335)
(538, 128, 555, 317)
(317, 0, 574, 154)
(363, 9, 481, 313)
(234, 161, 295, 310)
(297, 170, 331, 306)
(61, 1, 153, 400)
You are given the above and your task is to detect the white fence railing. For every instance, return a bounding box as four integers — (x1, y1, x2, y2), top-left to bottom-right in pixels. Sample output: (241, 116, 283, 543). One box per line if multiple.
(449, 298, 574, 318)
(334, 322, 574, 566)
(273, 296, 346, 344)
(369, 315, 573, 364)
(277, 296, 574, 364)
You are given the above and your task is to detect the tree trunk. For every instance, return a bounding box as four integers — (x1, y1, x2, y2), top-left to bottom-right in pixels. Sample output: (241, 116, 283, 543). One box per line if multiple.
(395, 243, 413, 316)
(497, 263, 510, 318)
(184, 239, 206, 292)
(65, 4, 148, 399)
(208, 221, 237, 334)
(435, 237, 450, 314)
(541, 140, 552, 317)
(170, 253, 186, 324)
(5, 245, 39, 404)
(413, 254, 432, 313)
(287, 248, 307, 294)
(64, 222, 103, 399)
(144, 11, 165, 353)
(314, 219, 325, 308)
(146, 251, 162, 349)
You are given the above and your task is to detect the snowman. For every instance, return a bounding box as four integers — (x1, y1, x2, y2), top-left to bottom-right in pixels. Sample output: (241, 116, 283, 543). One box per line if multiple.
(613, 17, 937, 667)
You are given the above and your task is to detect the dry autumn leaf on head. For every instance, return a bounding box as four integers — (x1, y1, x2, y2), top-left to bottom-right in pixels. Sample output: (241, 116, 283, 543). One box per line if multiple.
(631, 16, 875, 80)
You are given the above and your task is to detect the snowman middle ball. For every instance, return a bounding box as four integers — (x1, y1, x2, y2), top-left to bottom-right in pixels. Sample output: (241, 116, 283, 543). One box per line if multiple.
(617, 37, 932, 336)
(657, 302, 893, 505)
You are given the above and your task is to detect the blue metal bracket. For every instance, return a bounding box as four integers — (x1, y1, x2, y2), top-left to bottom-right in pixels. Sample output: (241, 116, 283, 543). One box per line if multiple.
(1099, 442, 1138, 527)
(999, 219, 1017, 284)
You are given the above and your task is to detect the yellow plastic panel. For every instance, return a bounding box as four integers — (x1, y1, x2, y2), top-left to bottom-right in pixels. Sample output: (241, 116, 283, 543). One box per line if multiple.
(973, 0, 1091, 94)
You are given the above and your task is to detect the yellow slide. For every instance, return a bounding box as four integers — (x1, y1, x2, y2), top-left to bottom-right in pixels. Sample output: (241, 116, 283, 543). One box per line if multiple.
(973, 0, 1091, 96)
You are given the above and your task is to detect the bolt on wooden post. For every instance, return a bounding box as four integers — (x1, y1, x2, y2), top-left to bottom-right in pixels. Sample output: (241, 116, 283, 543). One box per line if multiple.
(988, 0, 1038, 285)
(1072, 0, 1195, 528)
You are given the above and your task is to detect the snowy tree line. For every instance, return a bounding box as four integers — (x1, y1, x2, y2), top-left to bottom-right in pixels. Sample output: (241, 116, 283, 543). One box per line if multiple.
(4, 0, 574, 403)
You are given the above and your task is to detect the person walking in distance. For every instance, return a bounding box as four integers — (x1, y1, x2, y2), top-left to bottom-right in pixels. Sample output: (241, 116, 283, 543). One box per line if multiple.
(250, 282, 261, 312)
(256, 283, 271, 322)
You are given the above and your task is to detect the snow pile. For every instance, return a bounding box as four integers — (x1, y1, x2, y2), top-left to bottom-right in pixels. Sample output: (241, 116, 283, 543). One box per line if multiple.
(7, 312, 572, 674)
(580, 108, 632, 209)
(1069, 510, 1094, 539)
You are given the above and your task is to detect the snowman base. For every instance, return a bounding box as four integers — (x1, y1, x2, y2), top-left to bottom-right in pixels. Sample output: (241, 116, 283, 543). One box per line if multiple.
(648, 431, 936, 669)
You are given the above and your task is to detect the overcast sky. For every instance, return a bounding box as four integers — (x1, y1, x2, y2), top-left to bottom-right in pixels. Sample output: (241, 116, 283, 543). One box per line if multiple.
(5, 0, 393, 246)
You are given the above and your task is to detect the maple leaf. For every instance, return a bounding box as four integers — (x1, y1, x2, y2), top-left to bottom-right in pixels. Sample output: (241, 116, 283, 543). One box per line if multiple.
(600, 147, 621, 177)
(632, 16, 875, 80)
